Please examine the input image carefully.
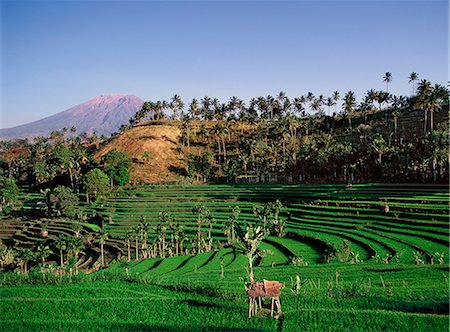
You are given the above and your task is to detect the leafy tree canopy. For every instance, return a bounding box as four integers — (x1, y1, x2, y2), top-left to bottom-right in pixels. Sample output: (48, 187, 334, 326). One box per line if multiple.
(84, 169, 110, 200)
(46, 185, 79, 217)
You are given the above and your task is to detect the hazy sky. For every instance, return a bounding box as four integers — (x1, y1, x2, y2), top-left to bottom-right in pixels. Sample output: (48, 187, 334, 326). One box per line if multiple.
(1, 0, 448, 128)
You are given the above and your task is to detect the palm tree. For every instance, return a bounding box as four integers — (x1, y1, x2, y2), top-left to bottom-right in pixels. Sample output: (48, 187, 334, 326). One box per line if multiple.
(97, 231, 109, 267)
(133, 226, 141, 261)
(204, 214, 214, 251)
(383, 72, 392, 92)
(139, 220, 151, 259)
(189, 98, 200, 119)
(325, 97, 335, 116)
(170, 94, 184, 120)
(223, 206, 240, 244)
(371, 134, 390, 164)
(67, 237, 84, 265)
(125, 229, 133, 262)
(201, 96, 212, 120)
(343, 91, 356, 136)
(172, 223, 184, 256)
(408, 72, 419, 94)
(55, 235, 69, 266)
(415, 79, 433, 134)
(36, 243, 52, 268)
(192, 204, 210, 253)
(392, 108, 401, 145)
(17, 248, 34, 274)
(332, 91, 340, 113)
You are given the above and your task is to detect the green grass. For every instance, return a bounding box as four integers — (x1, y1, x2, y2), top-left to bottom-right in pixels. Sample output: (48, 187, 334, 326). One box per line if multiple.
(1, 264, 448, 332)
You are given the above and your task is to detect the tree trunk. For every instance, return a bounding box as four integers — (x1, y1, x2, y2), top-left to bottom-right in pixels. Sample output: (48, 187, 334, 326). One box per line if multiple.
(69, 168, 74, 190)
(424, 110, 428, 134)
(60, 249, 64, 266)
(430, 111, 434, 132)
(348, 117, 352, 136)
(135, 238, 139, 261)
(198, 217, 202, 253)
(394, 116, 398, 145)
(248, 253, 254, 282)
(222, 137, 226, 159)
(127, 241, 131, 262)
(101, 243, 104, 267)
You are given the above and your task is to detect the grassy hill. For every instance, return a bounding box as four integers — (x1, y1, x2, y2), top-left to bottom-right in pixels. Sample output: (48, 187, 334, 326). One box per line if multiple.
(97, 122, 185, 183)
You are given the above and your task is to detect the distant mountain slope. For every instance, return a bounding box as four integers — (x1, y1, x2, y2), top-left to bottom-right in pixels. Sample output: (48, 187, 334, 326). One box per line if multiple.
(0, 94, 144, 139)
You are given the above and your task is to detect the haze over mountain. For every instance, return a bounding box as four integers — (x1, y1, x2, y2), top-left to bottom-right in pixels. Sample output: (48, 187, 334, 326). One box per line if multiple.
(0, 94, 144, 140)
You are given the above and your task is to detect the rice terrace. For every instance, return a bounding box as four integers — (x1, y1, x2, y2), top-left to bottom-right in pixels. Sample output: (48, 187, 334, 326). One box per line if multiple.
(1, 1, 449, 332)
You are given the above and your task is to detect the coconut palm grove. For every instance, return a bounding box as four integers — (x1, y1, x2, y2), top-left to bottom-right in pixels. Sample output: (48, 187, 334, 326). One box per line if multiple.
(0, 74, 449, 331)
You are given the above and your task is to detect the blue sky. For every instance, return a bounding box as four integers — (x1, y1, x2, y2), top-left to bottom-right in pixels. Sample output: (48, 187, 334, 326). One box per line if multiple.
(1, 0, 448, 128)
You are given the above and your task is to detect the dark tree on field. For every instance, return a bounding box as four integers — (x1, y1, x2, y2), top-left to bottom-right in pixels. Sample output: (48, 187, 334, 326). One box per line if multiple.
(45, 185, 79, 216)
(101, 149, 131, 189)
(84, 169, 110, 203)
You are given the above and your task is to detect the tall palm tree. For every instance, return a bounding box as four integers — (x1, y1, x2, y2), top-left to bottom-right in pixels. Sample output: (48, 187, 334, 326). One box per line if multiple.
(67, 237, 84, 265)
(139, 220, 151, 259)
(293, 97, 305, 117)
(192, 204, 210, 253)
(36, 243, 52, 268)
(343, 91, 356, 136)
(325, 97, 335, 116)
(201, 96, 212, 120)
(408, 72, 419, 94)
(428, 85, 445, 133)
(125, 229, 133, 262)
(189, 98, 200, 119)
(97, 230, 109, 267)
(223, 206, 240, 244)
(133, 226, 141, 261)
(332, 91, 340, 113)
(415, 79, 433, 134)
(383, 72, 392, 92)
(55, 235, 69, 266)
(391, 103, 401, 145)
(17, 248, 34, 274)
(170, 94, 184, 120)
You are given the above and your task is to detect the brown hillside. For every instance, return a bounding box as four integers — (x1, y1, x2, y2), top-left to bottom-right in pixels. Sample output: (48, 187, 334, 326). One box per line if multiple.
(96, 123, 185, 183)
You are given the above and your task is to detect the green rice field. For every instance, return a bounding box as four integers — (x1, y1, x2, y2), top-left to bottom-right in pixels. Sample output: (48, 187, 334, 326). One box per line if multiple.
(1, 183, 449, 331)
